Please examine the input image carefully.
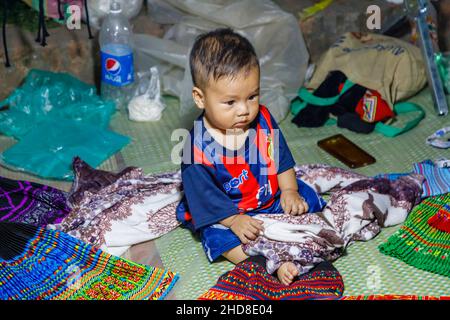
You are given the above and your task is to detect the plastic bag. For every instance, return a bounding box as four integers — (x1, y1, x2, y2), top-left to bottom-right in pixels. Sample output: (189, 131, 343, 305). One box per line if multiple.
(436, 52, 450, 95)
(83, 0, 144, 29)
(140, 0, 309, 122)
(0, 69, 130, 180)
(146, 0, 185, 25)
(0, 119, 130, 180)
(0, 69, 116, 139)
(128, 66, 166, 121)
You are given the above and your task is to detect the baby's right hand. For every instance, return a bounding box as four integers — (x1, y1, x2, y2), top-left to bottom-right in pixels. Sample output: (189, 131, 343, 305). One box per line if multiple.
(230, 215, 264, 244)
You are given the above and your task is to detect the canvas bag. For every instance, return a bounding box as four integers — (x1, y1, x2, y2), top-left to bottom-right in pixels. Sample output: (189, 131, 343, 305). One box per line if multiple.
(307, 32, 427, 109)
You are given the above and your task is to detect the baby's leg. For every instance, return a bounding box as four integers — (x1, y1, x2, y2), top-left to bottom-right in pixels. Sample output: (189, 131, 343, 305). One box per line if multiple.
(277, 262, 299, 286)
(225, 245, 298, 286)
(222, 245, 249, 264)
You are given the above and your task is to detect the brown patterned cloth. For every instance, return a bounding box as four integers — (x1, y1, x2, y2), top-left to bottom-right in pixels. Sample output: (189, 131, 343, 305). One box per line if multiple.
(243, 164, 424, 275)
(49, 158, 182, 256)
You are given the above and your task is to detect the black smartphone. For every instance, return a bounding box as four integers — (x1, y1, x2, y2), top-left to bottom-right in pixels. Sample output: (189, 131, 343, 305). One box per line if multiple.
(317, 134, 376, 169)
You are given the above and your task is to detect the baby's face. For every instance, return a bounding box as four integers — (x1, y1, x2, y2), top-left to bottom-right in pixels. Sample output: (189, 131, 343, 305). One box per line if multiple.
(199, 66, 260, 133)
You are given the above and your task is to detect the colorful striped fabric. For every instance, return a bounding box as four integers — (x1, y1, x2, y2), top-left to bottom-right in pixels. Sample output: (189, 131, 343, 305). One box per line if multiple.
(379, 193, 450, 278)
(413, 160, 450, 198)
(198, 259, 343, 300)
(0, 224, 178, 300)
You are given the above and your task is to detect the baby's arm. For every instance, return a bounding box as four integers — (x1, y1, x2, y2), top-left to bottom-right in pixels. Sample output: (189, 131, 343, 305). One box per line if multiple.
(278, 168, 309, 215)
(221, 215, 264, 244)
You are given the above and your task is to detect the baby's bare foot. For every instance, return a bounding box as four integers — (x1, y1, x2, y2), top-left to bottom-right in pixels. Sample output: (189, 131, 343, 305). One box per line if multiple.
(277, 262, 299, 286)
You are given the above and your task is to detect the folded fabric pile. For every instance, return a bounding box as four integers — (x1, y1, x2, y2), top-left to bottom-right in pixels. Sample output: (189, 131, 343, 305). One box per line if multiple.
(198, 257, 343, 300)
(0, 222, 178, 300)
(49, 157, 182, 256)
(374, 159, 450, 199)
(379, 193, 450, 277)
(413, 160, 450, 198)
(0, 176, 71, 226)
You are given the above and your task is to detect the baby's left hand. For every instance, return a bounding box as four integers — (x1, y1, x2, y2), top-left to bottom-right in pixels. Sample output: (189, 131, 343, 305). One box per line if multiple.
(280, 189, 309, 215)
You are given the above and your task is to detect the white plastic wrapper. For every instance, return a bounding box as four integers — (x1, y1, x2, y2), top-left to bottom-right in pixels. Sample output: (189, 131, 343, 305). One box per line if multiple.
(138, 0, 309, 122)
(83, 0, 144, 29)
(128, 66, 166, 122)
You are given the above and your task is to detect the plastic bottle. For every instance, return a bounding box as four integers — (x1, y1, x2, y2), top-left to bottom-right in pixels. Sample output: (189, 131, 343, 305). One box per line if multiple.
(99, 1, 134, 111)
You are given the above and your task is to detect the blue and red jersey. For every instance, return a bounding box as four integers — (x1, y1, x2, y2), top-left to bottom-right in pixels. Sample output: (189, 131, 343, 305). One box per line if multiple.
(176, 105, 295, 231)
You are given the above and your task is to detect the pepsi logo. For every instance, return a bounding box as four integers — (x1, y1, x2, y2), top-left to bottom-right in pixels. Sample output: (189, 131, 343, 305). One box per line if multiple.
(105, 58, 121, 75)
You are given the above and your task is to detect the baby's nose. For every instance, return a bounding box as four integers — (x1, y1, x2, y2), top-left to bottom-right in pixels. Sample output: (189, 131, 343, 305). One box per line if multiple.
(237, 102, 250, 116)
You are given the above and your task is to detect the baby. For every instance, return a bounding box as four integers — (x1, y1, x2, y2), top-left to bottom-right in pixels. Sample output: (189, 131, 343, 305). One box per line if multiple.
(176, 28, 325, 285)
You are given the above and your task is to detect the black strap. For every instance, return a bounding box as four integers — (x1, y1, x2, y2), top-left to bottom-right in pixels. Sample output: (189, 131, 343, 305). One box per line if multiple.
(41, 0, 49, 38)
(84, 0, 93, 39)
(57, 0, 64, 20)
(1, 0, 10, 67)
(35, 0, 48, 46)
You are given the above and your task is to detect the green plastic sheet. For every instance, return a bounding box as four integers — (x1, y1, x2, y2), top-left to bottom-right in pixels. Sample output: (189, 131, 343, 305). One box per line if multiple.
(0, 69, 129, 180)
(0, 69, 116, 139)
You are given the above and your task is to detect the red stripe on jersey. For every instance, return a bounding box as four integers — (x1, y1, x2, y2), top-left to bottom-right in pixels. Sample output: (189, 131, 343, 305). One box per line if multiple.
(193, 145, 214, 167)
(221, 154, 259, 211)
(256, 106, 279, 196)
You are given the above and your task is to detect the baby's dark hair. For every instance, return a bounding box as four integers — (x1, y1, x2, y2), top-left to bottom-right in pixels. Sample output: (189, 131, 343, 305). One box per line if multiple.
(189, 28, 259, 89)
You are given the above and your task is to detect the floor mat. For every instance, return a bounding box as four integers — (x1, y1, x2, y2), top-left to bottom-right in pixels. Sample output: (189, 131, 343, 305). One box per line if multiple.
(154, 88, 450, 299)
(2, 87, 450, 299)
(333, 224, 450, 296)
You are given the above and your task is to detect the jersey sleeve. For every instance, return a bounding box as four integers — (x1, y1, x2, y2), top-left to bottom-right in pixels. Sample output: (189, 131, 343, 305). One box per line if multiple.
(181, 164, 239, 230)
(266, 109, 296, 174)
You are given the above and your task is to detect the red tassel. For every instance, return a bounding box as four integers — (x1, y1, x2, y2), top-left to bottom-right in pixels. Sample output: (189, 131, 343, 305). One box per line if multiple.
(428, 205, 450, 233)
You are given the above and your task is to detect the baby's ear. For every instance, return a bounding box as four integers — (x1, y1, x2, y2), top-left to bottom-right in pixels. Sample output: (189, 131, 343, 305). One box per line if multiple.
(192, 87, 206, 109)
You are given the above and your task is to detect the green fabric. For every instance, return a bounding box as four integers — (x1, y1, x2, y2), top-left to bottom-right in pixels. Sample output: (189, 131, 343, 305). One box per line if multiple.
(1, 119, 130, 180)
(374, 102, 425, 137)
(290, 79, 356, 115)
(379, 194, 450, 278)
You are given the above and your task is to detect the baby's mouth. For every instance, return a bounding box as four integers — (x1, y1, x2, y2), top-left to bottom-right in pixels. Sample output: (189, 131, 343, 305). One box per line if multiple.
(234, 120, 248, 128)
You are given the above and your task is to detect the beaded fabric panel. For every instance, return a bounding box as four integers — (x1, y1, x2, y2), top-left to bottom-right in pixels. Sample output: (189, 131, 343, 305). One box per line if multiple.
(198, 260, 343, 300)
(0, 226, 178, 300)
(379, 193, 450, 278)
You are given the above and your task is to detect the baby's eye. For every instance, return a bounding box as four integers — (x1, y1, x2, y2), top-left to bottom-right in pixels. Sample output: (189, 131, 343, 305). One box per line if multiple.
(249, 94, 259, 101)
(224, 100, 235, 106)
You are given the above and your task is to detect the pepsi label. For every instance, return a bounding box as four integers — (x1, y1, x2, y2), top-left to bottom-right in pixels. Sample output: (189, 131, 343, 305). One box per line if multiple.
(101, 51, 134, 86)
